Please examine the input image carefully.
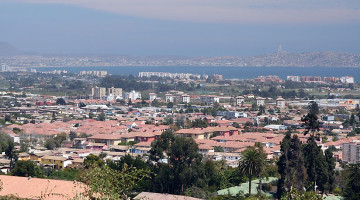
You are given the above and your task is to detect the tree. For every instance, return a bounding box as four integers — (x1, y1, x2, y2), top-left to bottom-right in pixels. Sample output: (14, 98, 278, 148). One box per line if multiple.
(325, 149, 335, 193)
(44, 138, 59, 150)
(97, 112, 106, 121)
(302, 136, 329, 194)
(301, 113, 320, 136)
(259, 105, 266, 114)
(238, 146, 265, 196)
(84, 154, 105, 169)
(191, 119, 208, 128)
(350, 114, 356, 127)
(12, 160, 42, 177)
(214, 146, 224, 152)
(99, 152, 108, 159)
(0, 132, 18, 170)
(78, 102, 86, 108)
(167, 102, 174, 108)
(56, 98, 66, 105)
(88, 112, 94, 119)
(4, 114, 11, 122)
(149, 131, 204, 194)
(69, 131, 77, 141)
(343, 164, 360, 200)
(280, 188, 321, 200)
(163, 116, 174, 125)
(175, 116, 186, 128)
(151, 99, 162, 107)
(253, 142, 267, 194)
(277, 134, 306, 198)
(83, 163, 150, 199)
(302, 101, 320, 136)
(308, 101, 319, 115)
(5, 141, 18, 170)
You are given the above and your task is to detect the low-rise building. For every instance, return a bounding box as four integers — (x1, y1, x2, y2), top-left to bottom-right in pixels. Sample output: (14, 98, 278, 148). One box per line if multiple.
(182, 94, 190, 103)
(236, 96, 244, 106)
(256, 97, 265, 106)
(200, 95, 220, 105)
(41, 156, 67, 169)
(276, 97, 286, 108)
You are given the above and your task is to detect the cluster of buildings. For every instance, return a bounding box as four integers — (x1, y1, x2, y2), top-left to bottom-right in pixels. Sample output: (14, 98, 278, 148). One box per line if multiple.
(1, 64, 9, 71)
(91, 87, 123, 100)
(1, 88, 359, 170)
(91, 87, 143, 101)
(1, 64, 37, 73)
(287, 76, 354, 83)
(42, 70, 67, 74)
(138, 71, 202, 79)
(1, 66, 360, 189)
(79, 70, 107, 77)
(253, 75, 283, 83)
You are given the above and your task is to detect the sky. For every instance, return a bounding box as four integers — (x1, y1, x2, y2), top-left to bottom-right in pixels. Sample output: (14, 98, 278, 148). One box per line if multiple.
(0, 0, 359, 56)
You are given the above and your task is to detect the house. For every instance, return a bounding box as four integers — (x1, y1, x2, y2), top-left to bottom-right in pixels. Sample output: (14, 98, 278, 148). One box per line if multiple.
(29, 151, 55, 163)
(109, 145, 129, 153)
(200, 95, 220, 105)
(87, 134, 123, 146)
(198, 144, 214, 154)
(175, 128, 207, 139)
(18, 152, 30, 161)
(132, 142, 152, 154)
(256, 97, 265, 106)
(65, 158, 84, 169)
(203, 126, 239, 137)
(0, 159, 10, 174)
(276, 97, 286, 108)
(165, 94, 174, 103)
(236, 96, 245, 106)
(182, 94, 191, 103)
(86, 143, 107, 151)
(7, 132, 20, 143)
(73, 138, 87, 149)
(40, 156, 67, 169)
(131, 130, 162, 143)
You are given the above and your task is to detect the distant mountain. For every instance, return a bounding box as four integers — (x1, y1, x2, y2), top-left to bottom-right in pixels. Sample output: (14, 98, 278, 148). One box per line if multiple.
(0, 42, 25, 56)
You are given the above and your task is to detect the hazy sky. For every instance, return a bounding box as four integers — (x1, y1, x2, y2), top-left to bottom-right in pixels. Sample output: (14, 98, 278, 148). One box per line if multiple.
(0, 0, 359, 56)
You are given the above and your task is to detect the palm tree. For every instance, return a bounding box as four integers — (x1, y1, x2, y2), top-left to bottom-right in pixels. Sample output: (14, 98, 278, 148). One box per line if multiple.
(238, 147, 265, 196)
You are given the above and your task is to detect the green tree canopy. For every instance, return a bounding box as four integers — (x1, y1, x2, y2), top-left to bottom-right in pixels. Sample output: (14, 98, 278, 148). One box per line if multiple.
(277, 134, 306, 198)
(238, 145, 266, 196)
(12, 160, 42, 178)
(302, 136, 329, 194)
(149, 131, 204, 194)
(56, 98, 66, 105)
(343, 164, 360, 200)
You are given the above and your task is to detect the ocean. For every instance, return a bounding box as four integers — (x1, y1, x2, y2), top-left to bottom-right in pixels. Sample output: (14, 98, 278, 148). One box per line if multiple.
(34, 66, 360, 81)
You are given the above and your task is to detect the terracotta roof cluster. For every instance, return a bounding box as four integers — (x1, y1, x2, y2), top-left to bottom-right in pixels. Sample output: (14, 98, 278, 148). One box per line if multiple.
(175, 126, 239, 135)
(0, 175, 86, 200)
(6, 119, 128, 136)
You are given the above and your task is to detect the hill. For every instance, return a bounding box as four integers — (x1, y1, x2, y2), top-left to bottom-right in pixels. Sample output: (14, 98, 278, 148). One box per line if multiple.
(0, 42, 24, 56)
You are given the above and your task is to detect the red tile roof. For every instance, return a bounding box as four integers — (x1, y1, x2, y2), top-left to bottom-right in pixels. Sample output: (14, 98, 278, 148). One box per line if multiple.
(0, 175, 86, 200)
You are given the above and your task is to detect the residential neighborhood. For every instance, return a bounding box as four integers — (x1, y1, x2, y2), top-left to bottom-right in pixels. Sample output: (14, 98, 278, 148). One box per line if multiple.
(0, 69, 359, 199)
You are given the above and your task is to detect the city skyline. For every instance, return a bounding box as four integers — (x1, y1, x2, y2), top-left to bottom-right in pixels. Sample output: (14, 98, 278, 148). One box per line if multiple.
(0, 0, 359, 56)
